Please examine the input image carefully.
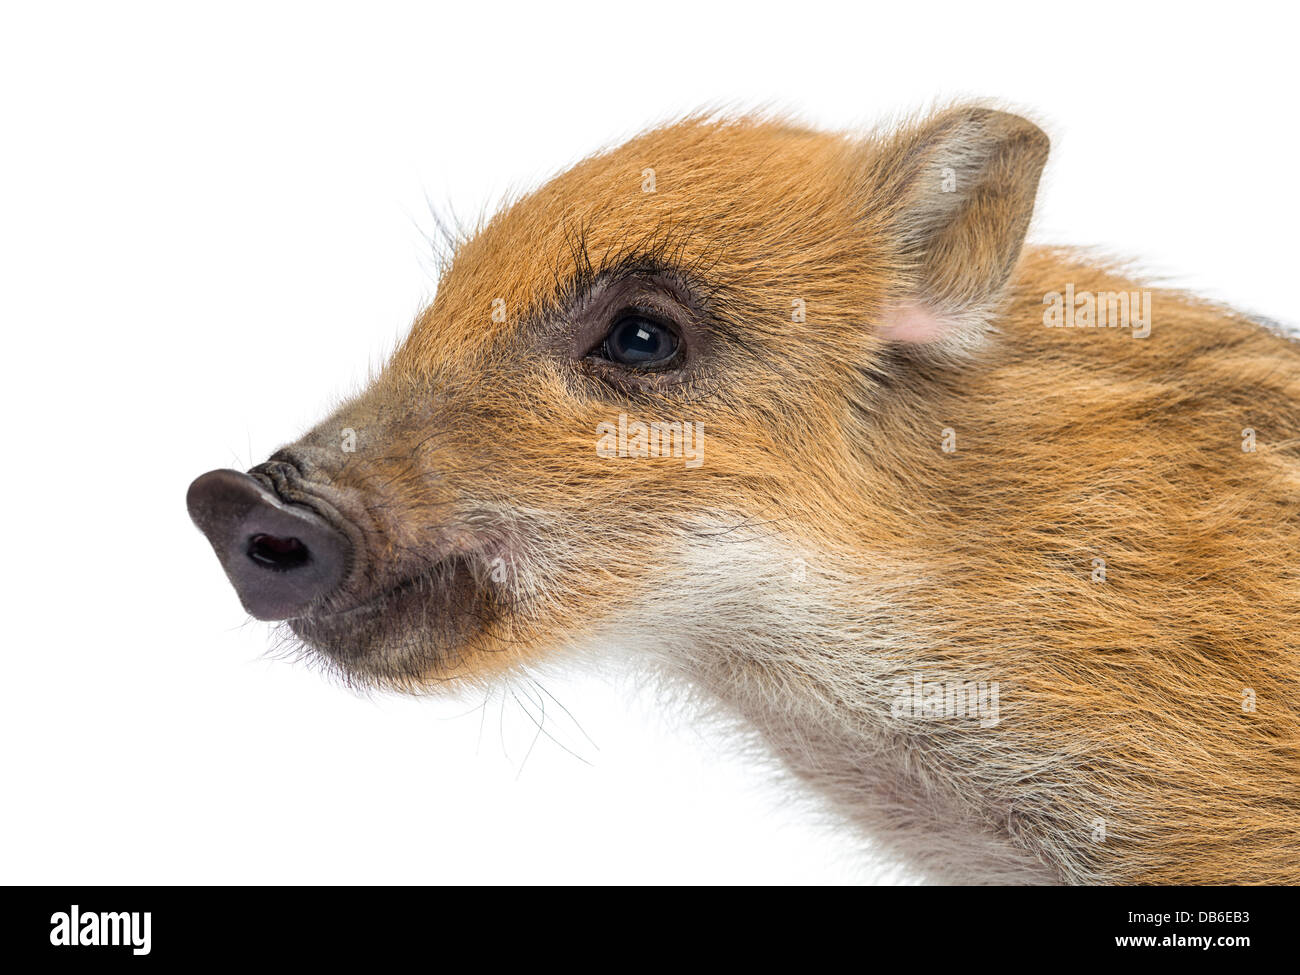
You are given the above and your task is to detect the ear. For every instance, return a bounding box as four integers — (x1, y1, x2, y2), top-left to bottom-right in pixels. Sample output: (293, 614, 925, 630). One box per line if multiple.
(867, 105, 1049, 355)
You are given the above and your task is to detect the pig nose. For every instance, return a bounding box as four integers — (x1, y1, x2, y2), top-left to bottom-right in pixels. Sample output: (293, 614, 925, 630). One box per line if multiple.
(186, 469, 351, 621)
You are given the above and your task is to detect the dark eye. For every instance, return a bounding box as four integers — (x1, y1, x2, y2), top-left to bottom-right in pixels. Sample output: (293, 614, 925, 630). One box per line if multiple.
(599, 312, 681, 368)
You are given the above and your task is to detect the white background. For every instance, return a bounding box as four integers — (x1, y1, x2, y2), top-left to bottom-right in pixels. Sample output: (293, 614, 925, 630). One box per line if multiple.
(1, 1, 1294, 884)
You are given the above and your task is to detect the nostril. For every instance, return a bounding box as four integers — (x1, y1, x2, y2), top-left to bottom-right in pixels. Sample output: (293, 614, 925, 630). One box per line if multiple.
(189, 468, 351, 620)
(247, 533, 311, 571)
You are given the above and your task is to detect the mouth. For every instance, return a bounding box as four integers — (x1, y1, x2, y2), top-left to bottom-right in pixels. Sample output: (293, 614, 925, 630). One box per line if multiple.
(286, 552, 498, 684)
(306, 564, 467, 622)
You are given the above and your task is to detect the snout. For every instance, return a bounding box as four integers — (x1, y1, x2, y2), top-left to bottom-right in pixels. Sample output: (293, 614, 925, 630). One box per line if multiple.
(187, 469, 351, 620)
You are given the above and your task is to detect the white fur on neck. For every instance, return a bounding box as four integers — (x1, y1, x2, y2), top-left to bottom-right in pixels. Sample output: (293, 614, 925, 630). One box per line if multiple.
(563, 516, 1063, 884)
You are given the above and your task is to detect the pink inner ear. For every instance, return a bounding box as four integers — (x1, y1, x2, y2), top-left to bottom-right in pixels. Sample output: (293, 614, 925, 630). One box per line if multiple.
(879, 301, 950, 344)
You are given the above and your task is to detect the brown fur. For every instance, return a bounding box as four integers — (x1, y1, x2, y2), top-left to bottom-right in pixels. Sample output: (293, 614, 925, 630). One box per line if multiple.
(245, 105, 1300, 884)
